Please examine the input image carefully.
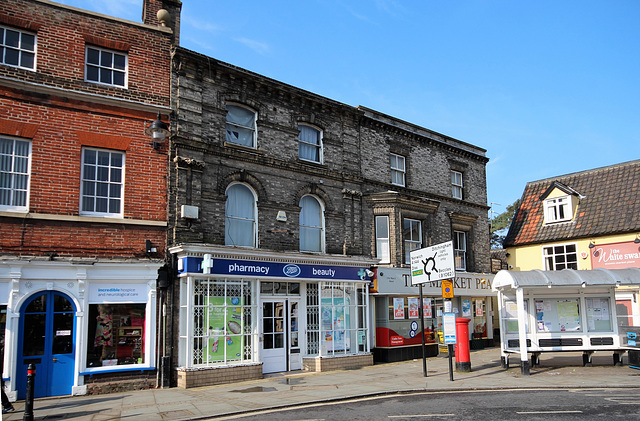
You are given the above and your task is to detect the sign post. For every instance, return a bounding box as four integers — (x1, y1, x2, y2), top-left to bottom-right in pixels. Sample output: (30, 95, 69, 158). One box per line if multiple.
(410, 241, 455, 378)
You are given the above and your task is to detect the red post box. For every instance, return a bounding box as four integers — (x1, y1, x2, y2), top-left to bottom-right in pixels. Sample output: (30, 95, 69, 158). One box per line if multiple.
(455, 317, 471, 372)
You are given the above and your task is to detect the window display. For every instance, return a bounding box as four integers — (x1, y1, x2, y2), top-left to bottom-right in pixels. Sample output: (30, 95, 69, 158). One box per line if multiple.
(86, 303, 145, 367)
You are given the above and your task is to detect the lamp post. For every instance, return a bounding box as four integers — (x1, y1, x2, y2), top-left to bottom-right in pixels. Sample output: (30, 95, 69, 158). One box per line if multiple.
(145, 112, 170, 149)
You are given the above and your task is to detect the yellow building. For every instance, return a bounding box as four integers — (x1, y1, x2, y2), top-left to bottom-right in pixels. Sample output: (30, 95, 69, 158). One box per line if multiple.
(503, 160, 640, 325)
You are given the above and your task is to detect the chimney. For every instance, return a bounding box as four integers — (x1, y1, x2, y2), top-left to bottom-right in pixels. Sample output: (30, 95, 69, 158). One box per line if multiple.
(142, 0, 182, 45)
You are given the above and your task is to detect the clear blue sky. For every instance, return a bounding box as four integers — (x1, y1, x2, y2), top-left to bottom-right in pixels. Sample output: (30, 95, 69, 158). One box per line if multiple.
(55, 0, 640, 219)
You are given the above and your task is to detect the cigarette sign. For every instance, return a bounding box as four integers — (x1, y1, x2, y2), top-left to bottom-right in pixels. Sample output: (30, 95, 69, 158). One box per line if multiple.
(410, 241, 455, 286)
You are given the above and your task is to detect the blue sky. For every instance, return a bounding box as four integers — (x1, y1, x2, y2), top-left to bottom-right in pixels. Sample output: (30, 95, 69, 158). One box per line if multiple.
(55, 0, 640, 219)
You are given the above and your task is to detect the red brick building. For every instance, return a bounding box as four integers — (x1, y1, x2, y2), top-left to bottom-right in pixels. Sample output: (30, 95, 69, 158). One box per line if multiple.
(0, 0, 180, 398)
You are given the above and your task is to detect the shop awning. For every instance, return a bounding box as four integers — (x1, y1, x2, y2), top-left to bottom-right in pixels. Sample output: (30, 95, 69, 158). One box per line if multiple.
(493, 268, 640, 290)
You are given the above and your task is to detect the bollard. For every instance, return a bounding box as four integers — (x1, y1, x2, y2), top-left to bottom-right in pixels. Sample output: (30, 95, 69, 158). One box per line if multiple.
(23, 363, 35, 421)
(454, 317, 471, 372)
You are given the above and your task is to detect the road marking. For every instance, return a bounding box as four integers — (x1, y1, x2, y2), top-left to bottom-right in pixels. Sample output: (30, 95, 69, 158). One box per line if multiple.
(516, 411, 582, 414)
(388, 415, 455, 418)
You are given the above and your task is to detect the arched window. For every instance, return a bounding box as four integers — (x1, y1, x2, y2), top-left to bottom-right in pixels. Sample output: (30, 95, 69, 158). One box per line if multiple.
(299, 195, 324, 252)
(225, 183, 257, 247)
(225, 104, 257, 148)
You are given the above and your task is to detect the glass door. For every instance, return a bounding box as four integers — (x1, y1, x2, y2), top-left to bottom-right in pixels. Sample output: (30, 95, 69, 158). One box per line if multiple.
(261, 300, 286, 373)
(289, 300, 301, 370)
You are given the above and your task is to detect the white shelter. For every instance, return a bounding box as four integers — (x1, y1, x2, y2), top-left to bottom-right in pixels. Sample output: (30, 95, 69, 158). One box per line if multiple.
(493, 268, 640, 374)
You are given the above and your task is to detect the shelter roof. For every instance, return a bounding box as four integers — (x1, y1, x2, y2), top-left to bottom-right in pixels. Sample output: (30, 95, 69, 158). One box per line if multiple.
(493, 268, 640, 290)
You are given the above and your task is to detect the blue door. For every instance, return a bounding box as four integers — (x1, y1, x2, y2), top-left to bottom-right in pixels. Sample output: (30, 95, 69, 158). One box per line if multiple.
(17, 291, 76, 399)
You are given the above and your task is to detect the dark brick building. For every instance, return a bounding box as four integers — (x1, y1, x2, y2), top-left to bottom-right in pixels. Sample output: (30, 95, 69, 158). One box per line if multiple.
(0, 0, 179, 398)
(168, 47, 490, 386)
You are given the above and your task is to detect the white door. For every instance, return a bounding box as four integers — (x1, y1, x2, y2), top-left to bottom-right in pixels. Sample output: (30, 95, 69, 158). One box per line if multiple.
(262, 300, 286, 373)
(289, 300, 302, 370)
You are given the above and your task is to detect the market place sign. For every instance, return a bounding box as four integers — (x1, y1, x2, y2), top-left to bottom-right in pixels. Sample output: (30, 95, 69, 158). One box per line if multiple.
(591, 241, 640, 269)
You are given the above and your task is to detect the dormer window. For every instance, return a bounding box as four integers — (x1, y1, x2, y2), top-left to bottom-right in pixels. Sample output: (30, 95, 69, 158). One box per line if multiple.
(544, 196, 571, 223)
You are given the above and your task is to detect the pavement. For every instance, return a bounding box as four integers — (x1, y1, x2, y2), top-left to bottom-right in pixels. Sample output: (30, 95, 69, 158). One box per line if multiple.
(4, 346, 640, 420)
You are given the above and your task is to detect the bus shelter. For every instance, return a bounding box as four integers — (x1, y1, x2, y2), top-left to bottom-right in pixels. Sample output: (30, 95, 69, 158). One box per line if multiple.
(493, 268, 640, 374)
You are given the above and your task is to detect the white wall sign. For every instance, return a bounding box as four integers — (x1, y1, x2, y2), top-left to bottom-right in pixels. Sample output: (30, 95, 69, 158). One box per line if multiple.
(88, 283, 148, 303)
(410, 241, 455, 286)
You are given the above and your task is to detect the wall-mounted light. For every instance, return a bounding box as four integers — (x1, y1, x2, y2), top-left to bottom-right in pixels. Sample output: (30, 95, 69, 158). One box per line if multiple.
(635, 234, 640, 244)
(588, 241, 595, 249)
(145, 112, 170, 149)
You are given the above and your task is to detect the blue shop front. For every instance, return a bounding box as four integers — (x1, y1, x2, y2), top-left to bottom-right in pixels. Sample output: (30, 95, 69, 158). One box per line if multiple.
(169, 245, 377, 387)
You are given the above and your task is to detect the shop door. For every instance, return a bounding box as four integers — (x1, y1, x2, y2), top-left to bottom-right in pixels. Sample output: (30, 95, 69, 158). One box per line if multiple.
(261, 300, 286, 373)
(289, 300, 301, 371)
(17, 291, 76, 399)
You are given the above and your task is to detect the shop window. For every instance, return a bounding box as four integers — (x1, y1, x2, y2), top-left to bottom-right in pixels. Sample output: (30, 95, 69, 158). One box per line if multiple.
(86, 303, 145, 367)
(181, 278, 256, 367)
(260, 281, 300, 295)
(306, 282, 368, 356)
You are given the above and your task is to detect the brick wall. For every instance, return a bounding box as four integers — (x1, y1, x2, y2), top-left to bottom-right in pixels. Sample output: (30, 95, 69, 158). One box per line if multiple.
(169, 48, 490, 273)
(303, 354, 374, 372)
(176, 364, 263, 388)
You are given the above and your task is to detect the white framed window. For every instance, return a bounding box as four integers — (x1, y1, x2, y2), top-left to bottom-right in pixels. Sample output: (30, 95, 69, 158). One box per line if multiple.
(80, 148, 124, 217)
(451, 170, 463, 199)
(454, 230, 467, 271)
(390, 153, 405, 187)
(299, 195, 325, 252)
(85, 46, 127, 87)
(403, 218, 422, 264)
(543, 243, 578, 270)
(225, 183, 257, 247)
(375, 215, 390, 264)
(298, 125, 322, 163)
(0, 136, 31, 211)
(225, 104, 257, 148)
(544, 196, 572, 223)
(179, 277, 257, 367)
(0, 25, 36, 70)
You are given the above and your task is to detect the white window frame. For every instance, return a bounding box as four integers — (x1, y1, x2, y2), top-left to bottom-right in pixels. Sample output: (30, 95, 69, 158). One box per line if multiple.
(0, 25, 36, 70)
(390, 153, 405, 187)
(225, 183, 258, 248)
(403, 218, 422, 265)
(543, 243, 578, 270)
(299, 195, 325, 253)
(80, 147, 124, 218)
(225, 104, 257, 148)
(0, 136, 31, 211)
(375, 215, 390, 264)
(451, 170, 463, 199)
(298, 124, 323, 164)
(544, 196, 572, 223)
(454, 230, 467, 271)
(85, 45, 127, 88)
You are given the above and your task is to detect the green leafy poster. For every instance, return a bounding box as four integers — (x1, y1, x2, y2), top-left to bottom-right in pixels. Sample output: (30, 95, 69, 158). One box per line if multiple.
(205, 296, 243, 361)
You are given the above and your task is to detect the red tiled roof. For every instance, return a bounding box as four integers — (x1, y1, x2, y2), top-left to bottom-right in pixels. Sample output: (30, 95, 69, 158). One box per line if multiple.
(503, 160, 640, 247)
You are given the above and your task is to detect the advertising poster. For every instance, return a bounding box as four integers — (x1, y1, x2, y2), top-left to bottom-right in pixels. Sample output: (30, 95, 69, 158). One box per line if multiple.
(321, 298, 350, 352)
(205, 296, 243, 361)
(475, 299, 484, 317)
(394, 297, 405, 319)
(422, 298, 432, 318)
(462, 299, 471, 317)
(408, 298, 419, 319)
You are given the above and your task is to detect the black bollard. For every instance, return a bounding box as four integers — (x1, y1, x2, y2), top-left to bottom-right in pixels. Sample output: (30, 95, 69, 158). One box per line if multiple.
(23, 363, 35, 421)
